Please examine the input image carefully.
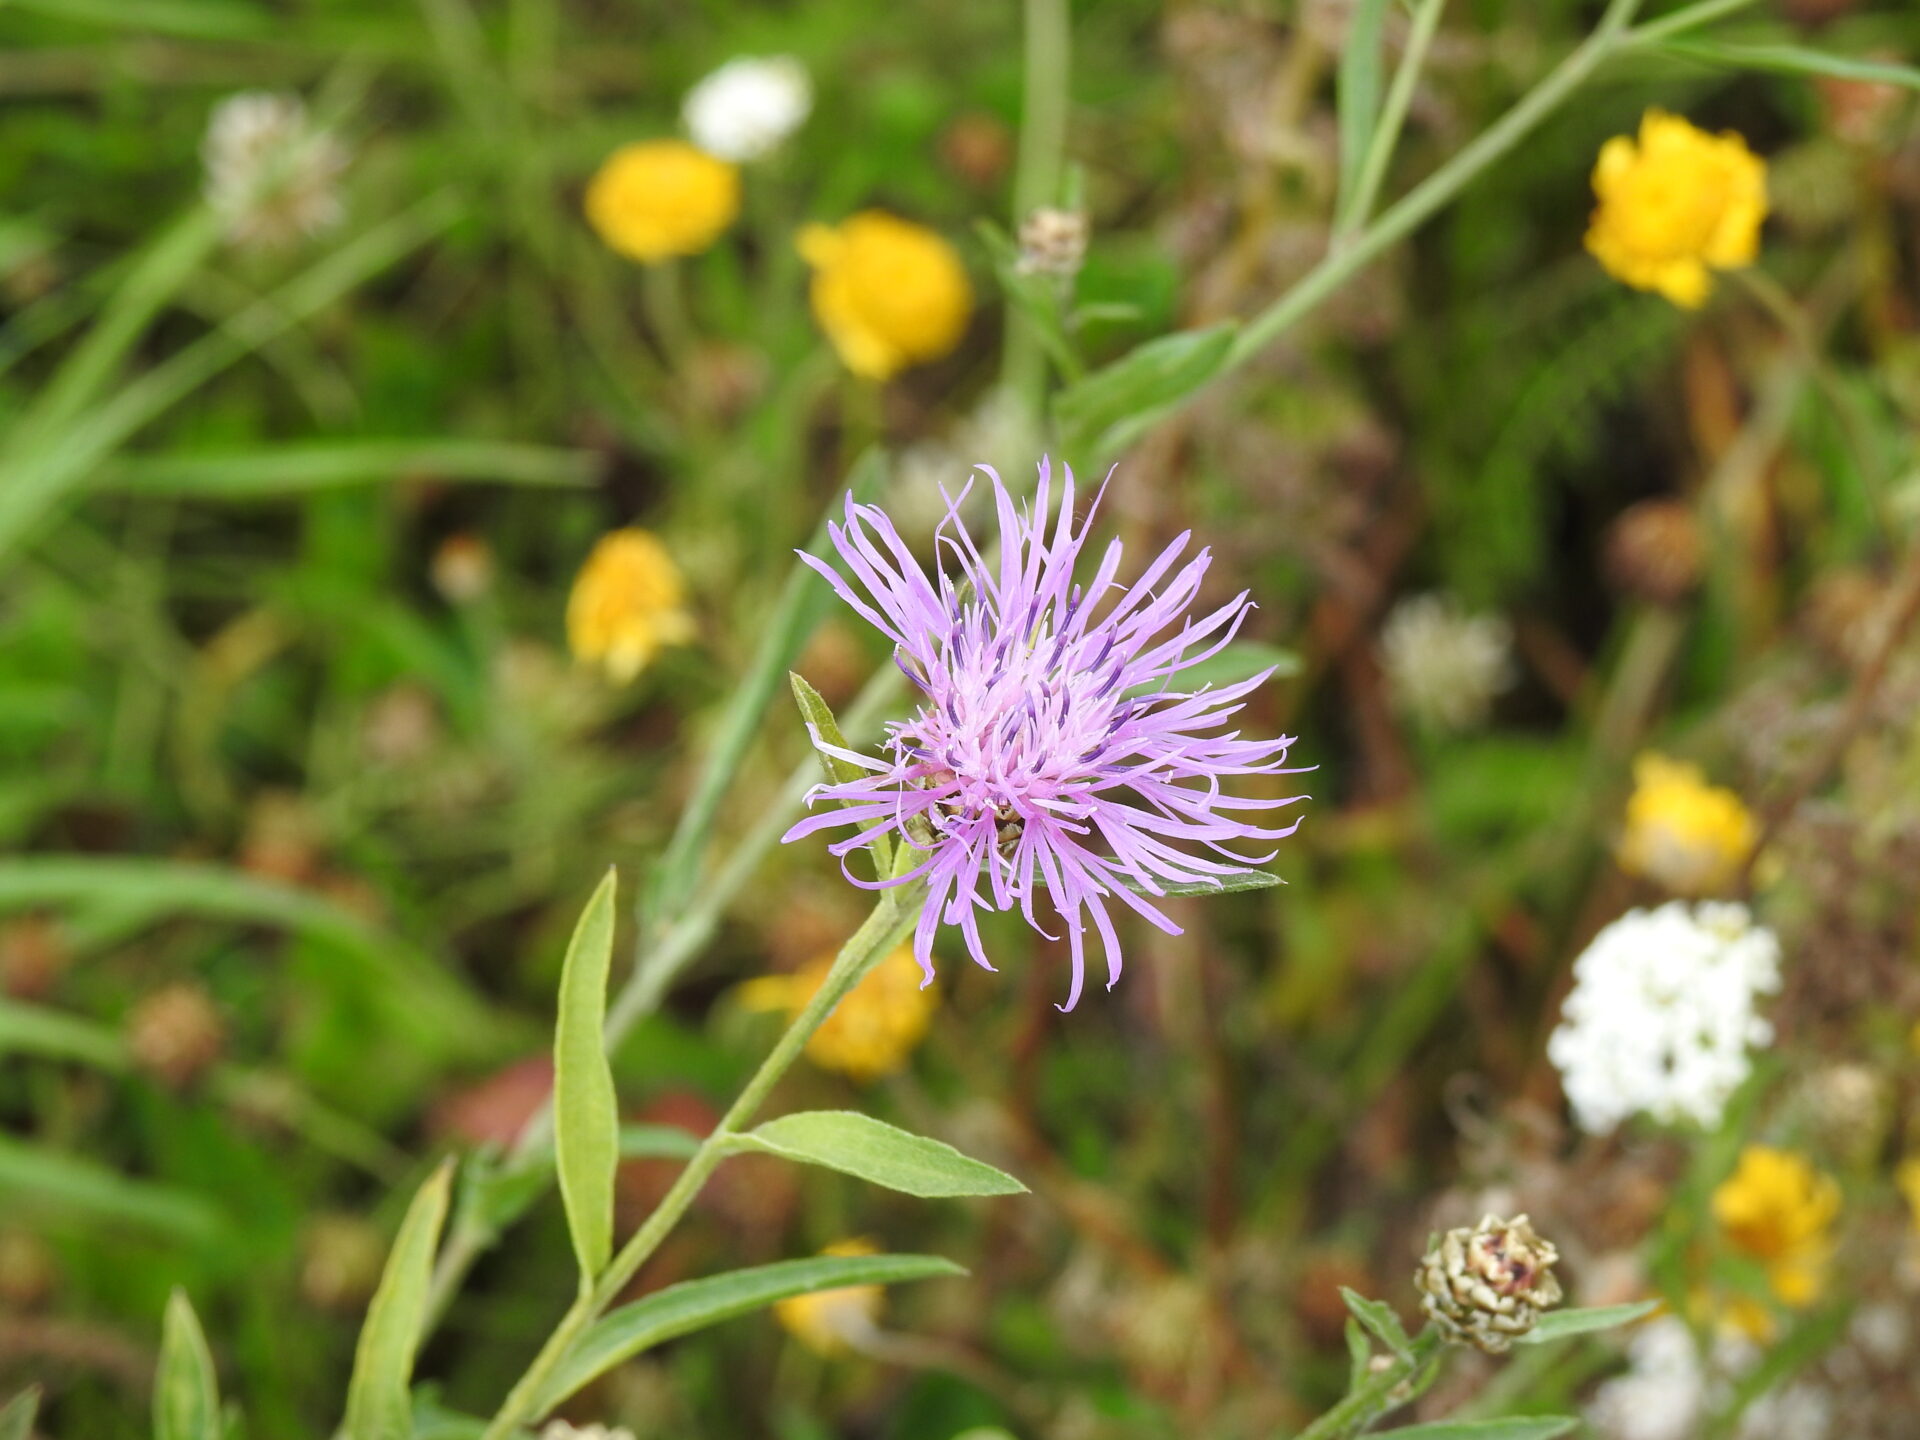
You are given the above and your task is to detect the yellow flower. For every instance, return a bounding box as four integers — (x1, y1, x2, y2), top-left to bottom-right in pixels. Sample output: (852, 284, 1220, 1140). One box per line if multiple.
(1712, 1146, 1840, 1308)
(773, 1238, 884, 1355)
(1898, 1157, 1920, 1235)
(566, 528, 696, 682)
(1585, 109, 1767, 308)
(797, 211, 972, 379)
(739, 946, 935, 1083)
(585, 140, 739, 263)
(1618, 752, 1755, 895)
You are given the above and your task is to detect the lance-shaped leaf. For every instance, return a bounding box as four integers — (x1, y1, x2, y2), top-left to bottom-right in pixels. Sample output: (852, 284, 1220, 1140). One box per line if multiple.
(0, 1389, 39, 1440)
(534, 1253, 965, 1411)
(1659, 39, 1920, 92)
(552, 869, 621, 1281)
(1340, 1287, 1413, 1361)
(1512, 1300, 1662, 1345)
(344, 1160, 454, 1440)
(1335, 0, 1393, 224)
(1054, 322, 1237, 458)
(791, 671, 891, 876)
(154, 1290, 220, 1440)
(735, 1111, 1026, 1198)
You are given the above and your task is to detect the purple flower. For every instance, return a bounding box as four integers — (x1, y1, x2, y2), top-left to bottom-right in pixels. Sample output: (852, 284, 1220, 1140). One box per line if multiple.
(783, 460, 1308, 1009)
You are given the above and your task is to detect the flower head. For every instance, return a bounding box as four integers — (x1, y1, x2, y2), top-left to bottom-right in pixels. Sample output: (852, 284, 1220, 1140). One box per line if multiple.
(782, 461, 1305, 1009)
(538, 1425, 637, 1440)
(1618, 753, 1755, 896)
(797, 212, 972, 380)
(1378, 592, 1513, 732)
(774, 1238, 884, 1355)
(1548, 901, 1780, 1134)
(683, 56, 812, 161)
(1713, 1146, 1840, 1307)
(1416, 1213, 1564, 1354)
(738, 946, 935, 1082)
(566, 528, 696, 682)
(585, 140, 739, 263)
(1585, 109, 1767, 308)
(201, 91, 347, 250)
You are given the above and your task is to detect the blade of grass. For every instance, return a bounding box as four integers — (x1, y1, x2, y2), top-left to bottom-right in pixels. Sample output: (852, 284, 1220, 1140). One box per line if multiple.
(97, 439, 600, 497)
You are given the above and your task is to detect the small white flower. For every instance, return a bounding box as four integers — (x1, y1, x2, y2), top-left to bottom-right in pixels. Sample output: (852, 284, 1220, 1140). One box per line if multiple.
(1378, 593, 1513, 732)
(201, 91, 347, 250)
(1588, 1317, 1707, 1440)
(537, 1424, 636, 1440)
(1547, 902, 1780, 1134)
(682, 56, 811, 162)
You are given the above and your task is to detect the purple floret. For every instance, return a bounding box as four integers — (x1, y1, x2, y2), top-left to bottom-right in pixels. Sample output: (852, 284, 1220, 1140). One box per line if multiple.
(782, 459, 1308, 1009)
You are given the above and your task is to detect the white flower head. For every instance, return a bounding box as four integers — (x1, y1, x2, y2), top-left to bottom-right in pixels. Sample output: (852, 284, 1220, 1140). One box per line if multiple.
(1379, 592, 1514, 732)
(201, 91, 347, 251)
(682, 56, 812, 162)
(1548, 902, 1780, 1135)
(537, 1425, 635, 1440)
(1587, 1317, 1707, 1440)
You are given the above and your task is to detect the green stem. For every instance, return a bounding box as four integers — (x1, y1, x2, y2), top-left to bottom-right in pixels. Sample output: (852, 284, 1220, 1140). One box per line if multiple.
(1294, 1329, 1443, 1440)
(1002, 0, 1072, 427)
(1227, 0, 1644, 372)
(1334, 0, 1448, 247)
(478, 886, 927, 1440)
(1620, 0, 1763, 47)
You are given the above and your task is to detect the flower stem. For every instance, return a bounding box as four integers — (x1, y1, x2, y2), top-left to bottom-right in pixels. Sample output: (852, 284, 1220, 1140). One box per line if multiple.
(1333, 0, 1449, 248)
(1293, 1329, 1443, 1440)
(1003, 0, 1072, 427)
(477, 884, 927, 1440)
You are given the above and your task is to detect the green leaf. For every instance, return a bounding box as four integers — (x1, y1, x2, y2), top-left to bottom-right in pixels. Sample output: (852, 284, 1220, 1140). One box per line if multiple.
(1336, 0, 1394, 224)
(344, 1160, 454, 1440)
(0, 1388, 40, 1440)
(1054, 322, 1237, 459)
(533, 1253, 966, 1411)
(1344, 1318, 1372, 1391)
(790, 671, 891, 876)
(1340, 1287, 1413, 1360)
(154, 1290, 221, 1440)
(97, 440, 599, 498)
(552, 869, 621, 1281)
(1659, 39, 1920, 90)
(1512, 1300, 1662, 1345)
(737, 1112, 1026, 1198)
(0, 1134, 223, 1244)
(1371, 1421, 1577, 1440)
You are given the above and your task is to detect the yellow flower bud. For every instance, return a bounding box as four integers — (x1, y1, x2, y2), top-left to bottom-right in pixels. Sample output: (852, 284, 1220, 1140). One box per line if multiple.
(566, 528, 696, 682)
(585, 140, 739, 263)
(1617, 752, 1755, 896)
(797, 211, 972, 380)
(1585, 109, 1767, 309)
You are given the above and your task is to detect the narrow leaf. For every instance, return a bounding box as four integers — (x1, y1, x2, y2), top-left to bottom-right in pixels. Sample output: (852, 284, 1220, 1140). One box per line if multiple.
(344, 1160, 454, 1440)
(154, 1290, 221, 1440)
(1370, 1420, 1577, 1440)
(553, 869, 621, 1281)
(790, 671, 891, 876)
(1336, 0, 1394, 222)
(1054, 322, 1237, 458)
(1344, 1318, 1371, 1392)
(0, 1134, 222, 1244)
(1513, 1300, 1662, 1345)
(98, 440, 599, 498)
(1659, 39, 1920, 91)
(739, 1111, 1026, 1198)
(534, 1253, 965, 1411)
(0, 1389, 39, 1440)
(1340, 1287, 1413, 1360)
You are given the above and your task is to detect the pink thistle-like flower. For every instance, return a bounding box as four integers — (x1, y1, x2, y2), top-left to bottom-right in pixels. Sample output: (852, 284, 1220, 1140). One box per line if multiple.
(782, 459, 1307, 1009)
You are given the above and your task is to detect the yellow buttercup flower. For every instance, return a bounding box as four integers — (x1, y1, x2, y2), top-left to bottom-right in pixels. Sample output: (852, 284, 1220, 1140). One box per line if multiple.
(773, 1238, 884, 1355)
(1618, 752, 1755, 896)
(797, 211, 972, 380)
(585, 140, 739, 263)
(1898, 1157, 1920, 1234)
(739, 945, 935, 1083)
(1585, 109, 1767, 309)
(1712, 1146, 1840, 1308)
(566, 528, 696, 682)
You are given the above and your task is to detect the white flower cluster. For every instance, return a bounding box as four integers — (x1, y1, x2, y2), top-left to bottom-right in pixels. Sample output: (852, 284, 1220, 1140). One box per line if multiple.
(1548, 902, 1780, 1134)
(683, 56, 812, 161)
(537, 1424, 635, 1440)
(1378, 592, 1513, 732)
(201, 92, 346, 251)
(1586, 1317, 1833, 1440)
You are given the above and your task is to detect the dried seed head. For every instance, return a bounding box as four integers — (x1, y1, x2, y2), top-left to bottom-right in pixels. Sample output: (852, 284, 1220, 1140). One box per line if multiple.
(1415, 1213, 1564, 1353)
(1016, 206, 1089, 280)
(126, 982, 227, 1091)
(1605, 499, 1704, 607)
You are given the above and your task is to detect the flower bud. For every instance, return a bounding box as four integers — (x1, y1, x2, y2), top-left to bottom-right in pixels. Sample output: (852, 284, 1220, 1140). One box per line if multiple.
(126, 982, 227, 1091)
(1415, 1213, 1563, 1353)
(1015, 207, 1089, 280)
(1604, 499, 1703, 607)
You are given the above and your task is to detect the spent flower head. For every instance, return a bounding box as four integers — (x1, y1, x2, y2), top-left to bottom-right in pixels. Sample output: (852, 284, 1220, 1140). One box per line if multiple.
(1585, 109, 1767, 309)
(783, 461, 1306, 1008)
(202, 91, 347, 251)
(1548, 901, 1780, 1134)
(683, 55, 812, 161)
